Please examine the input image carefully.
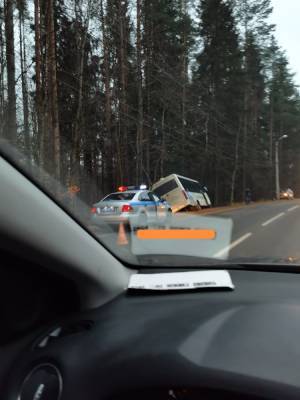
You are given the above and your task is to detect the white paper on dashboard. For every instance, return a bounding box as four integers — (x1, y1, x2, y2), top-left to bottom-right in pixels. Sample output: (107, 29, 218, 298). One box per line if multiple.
(128, 270, 234, 290)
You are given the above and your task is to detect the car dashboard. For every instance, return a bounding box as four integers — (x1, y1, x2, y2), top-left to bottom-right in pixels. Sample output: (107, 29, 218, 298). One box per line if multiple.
(3, 256, 300, 400)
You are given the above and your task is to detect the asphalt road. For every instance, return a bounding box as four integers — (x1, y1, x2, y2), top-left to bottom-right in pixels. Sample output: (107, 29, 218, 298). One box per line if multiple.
(90, 200, 300, 264)
(215, 200, 300, 262)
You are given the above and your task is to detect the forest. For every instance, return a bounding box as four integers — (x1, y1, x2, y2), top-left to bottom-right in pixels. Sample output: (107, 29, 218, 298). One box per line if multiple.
(1, 0, 300, 206)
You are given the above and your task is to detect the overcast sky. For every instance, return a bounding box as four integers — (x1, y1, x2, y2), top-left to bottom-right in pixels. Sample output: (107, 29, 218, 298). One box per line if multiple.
(271, 0, 300, 84)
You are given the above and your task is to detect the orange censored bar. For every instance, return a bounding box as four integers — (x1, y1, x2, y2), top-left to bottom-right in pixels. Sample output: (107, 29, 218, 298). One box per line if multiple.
(136, 229, 216, 240)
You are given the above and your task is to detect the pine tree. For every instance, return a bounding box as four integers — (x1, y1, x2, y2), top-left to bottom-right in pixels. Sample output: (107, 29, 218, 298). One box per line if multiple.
(193, 0, 243, 204)
(55, 0, 100, 196)
(100, 0, 114, 193)
(135, 0, 143, 184)
(240, 32, 266, 198)
(142, 0, 194, 181)
(70, 0, 93, 186)
(233, 0, 274, 195)
(1, 0, 300, 206)
(269, 52, 300, 191)
(105, 0, 133, 185)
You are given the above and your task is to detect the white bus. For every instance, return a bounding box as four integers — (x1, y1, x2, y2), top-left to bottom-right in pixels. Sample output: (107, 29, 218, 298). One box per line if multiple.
(152, 174, 211, 213)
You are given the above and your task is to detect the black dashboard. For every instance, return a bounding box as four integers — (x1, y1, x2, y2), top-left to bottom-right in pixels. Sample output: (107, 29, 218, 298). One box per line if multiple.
(0, 250, 81, 345)
(3, 261, 300, 400)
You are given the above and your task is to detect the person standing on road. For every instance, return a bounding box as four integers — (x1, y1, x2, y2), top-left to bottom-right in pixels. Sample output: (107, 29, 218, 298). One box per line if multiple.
(245, 188, 252, 205)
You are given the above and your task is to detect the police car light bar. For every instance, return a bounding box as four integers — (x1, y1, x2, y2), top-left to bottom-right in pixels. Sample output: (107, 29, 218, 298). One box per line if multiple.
(118, 184, 148, 192)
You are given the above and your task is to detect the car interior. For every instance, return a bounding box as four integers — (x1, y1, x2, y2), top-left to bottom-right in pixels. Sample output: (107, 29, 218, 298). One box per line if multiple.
(2, 153, 300, 400)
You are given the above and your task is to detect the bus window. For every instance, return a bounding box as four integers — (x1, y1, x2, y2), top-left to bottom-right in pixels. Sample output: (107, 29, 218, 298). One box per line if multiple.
(178, 177, 202, 192)
(153, 179, 178, 198)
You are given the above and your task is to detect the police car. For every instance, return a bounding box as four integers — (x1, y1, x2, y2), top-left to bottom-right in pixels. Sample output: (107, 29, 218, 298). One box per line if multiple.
(90, 185, 172, 229)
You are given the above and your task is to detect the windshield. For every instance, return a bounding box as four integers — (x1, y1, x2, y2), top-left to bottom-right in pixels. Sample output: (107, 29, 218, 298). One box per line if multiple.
(1, 0, 300, 267)
(178, 177, 202, 193)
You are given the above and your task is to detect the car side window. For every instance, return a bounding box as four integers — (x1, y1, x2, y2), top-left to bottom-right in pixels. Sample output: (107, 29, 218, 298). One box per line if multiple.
(139, 192, 151, 202)
(150, 193, 160, 202)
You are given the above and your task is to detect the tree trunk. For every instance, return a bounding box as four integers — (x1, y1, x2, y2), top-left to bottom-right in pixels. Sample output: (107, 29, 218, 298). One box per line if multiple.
(201, 113, 210, 183)
(230, 119, 242, 204)
(143, 3, 153, 183)
(0, 10, 5, 137)
(116, 120, 123, 184)
(100, 0, 113, 192)
(136, 0, 143, 184)
(269, 90, 274, 197)
(242, 88, 248, 195)
(70, 1, 91, 186)
(4, 0, 17, 143)
(34, 0, 44, 167)
(214, 124, 220, 205)
(18, 8, 30, 156)
(160, 107, 166, 177)
(180, 0, 187, 174)
(118, 1, 129, 182)
(46, 0, 61, 180)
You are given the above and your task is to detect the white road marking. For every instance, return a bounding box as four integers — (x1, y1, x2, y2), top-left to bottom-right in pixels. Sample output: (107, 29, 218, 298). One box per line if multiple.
(214, 233, 252, 258)
(287, 205, 300, 212)
(261, 212, 285, 227)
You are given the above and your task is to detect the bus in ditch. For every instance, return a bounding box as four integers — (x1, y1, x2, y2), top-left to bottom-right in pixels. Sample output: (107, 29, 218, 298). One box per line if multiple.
(152, 174, 211, 213)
